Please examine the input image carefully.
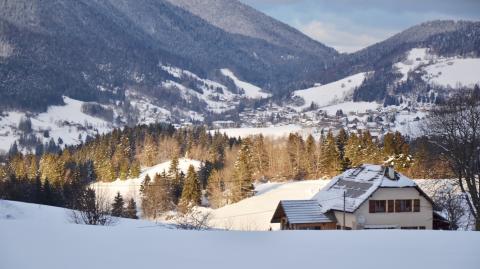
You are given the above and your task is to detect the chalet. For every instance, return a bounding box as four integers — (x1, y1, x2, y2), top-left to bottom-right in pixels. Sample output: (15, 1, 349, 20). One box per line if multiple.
(271, 164, 448, 230)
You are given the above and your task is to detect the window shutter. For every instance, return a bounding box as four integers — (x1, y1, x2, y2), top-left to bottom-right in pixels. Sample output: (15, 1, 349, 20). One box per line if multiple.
(369, 200, 375, 213)
(414, 199, 420, 212)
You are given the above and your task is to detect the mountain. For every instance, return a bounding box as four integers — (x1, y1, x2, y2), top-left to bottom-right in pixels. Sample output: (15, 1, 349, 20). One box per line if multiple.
(165, 0, 335, 57)
(0, 0, 337, 113)
(322, 20, 480, 104)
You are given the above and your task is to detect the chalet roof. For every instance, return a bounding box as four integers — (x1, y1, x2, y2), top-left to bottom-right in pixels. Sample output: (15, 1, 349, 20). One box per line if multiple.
(271, 200, 336, 224)
(313, 164, 418, 213)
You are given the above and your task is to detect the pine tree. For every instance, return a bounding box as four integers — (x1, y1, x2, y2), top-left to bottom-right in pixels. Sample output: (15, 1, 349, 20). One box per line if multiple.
(206, 169, 224, 208)
(251, 134, 269, 176)
(319, 131, 341, 177)
(111, 192, 125, 217)
(305, 134, 318, 178)
(124, 198, 138, 219)
(129, 160, 141, 178)
(178, 165, 201, 213)
(345, 132, 361, 167)
(232, 139, 254, 202)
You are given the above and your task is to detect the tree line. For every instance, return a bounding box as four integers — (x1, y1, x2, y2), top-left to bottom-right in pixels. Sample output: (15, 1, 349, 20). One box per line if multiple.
(0, 121, 452, 215)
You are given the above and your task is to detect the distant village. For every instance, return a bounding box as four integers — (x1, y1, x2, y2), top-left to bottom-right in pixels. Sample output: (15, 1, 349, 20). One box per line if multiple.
(212, 102, 429, 139)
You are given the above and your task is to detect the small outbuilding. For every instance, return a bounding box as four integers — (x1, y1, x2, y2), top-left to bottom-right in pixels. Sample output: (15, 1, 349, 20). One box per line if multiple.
(271, 200, 337, 230)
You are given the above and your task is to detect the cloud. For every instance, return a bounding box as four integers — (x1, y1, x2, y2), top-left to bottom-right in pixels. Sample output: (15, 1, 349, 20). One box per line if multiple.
(299, 21, 392, 53)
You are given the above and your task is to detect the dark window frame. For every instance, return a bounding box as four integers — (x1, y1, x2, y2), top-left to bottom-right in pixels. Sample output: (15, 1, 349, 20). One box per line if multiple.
(369, 200, 386, 213)
(414, 199, 420, 212)
(395, 200, 413, 212)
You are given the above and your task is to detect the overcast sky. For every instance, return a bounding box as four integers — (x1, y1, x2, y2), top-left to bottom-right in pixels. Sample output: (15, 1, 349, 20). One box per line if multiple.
(240, 0, 480, 53)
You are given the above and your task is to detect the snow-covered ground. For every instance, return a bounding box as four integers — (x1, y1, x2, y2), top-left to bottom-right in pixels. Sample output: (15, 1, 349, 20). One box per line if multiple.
(1, 199, 478, 269)
(423, 58, 480, 88)
(395, 47, 480, 88)
(292, 72, 370, 111)
(207, 180, 328, 230)
(90, 158, 201, 208)
(0, 96, 113, 154)
(220, 68, 271, 99)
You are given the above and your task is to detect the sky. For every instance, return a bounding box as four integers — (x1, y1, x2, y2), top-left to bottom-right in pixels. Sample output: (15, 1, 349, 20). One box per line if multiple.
(240, 0, 480, 53)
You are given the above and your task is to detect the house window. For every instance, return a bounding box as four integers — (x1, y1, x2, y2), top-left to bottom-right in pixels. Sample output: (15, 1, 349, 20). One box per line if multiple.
(369, 200, 386, 213)
(414, 199, 420, 212)
(395, 200, 412, 212)
(387, 200, 394, 213)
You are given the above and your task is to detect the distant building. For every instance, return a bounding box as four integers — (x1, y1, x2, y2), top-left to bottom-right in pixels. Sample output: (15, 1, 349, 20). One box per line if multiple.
(271, 165, 449, 230)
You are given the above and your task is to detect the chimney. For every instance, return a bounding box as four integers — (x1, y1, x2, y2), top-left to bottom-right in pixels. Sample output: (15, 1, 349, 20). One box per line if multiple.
(386, 166, 396, 180)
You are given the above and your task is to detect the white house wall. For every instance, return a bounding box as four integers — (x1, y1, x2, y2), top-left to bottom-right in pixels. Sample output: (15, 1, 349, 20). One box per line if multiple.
(333, 187, 433, 229)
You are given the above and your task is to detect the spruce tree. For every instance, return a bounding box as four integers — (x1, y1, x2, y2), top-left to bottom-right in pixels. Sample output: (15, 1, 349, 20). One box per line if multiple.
(178, 165, 201, 213)
(206, 169, 224, 209)
(305, 135, 318, 178)
(124, 198, 138, 219)
(111, 192, 125, 217)
(232, 139, 254, 202)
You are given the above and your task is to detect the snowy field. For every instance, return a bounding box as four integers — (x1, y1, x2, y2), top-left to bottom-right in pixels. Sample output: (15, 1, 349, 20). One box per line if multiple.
(292, 72, 370, 111)
(90, 158, 201, 206)
(395, 47, 480, 88)
(207, 180, 328, 230)
(220, 68, 271, 99)
(0, 200, 478, 269)
(0, 96, 114, 154)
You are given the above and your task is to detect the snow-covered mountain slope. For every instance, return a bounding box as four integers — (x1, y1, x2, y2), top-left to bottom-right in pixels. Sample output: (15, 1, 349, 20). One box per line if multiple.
(394, 48, 480, 88)
(2, 199, 477, 269)
(292, 72, 370, 111)
(0, 96, 114, 154)
(207, 180, 329, 230)
(90, 158, 201, 208)
(220, 69, 271, 99)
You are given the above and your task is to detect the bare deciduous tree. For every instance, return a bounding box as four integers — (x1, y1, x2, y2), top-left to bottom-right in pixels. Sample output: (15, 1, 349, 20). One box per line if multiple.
(431, 180, 469, 230)
(425, 88, 480, 230)
(174, 209, 211, 230)
(69, 188, 116, 226)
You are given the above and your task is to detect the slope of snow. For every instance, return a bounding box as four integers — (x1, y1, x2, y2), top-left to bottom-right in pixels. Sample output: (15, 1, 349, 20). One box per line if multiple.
(0, 96, 114, 153)
(292, 72, 369, 111)
(423, 58, 480, 88)
(90, 158, 201, 207)
(394, 48, 431, 82)
(207, 180, 329, 231)
(1, 200, 478, 269)
(220, 69, 271, 99)
(394, 48, 480, 88)
(161, 65, 240, 113)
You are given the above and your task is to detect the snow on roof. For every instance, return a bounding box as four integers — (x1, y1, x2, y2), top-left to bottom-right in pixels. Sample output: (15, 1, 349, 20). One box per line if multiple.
(271, 200, 336, 224)
(313, 164, 417, 213)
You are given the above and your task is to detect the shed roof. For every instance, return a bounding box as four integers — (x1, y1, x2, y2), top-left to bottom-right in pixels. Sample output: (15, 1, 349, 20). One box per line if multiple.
(271, 200, 336, 224)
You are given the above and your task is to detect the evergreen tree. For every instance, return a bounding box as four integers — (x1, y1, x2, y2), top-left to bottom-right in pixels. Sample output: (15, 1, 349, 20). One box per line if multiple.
(305, 134, 318, 178)
(178, 165, 201, 213)
(206, 169, 224, 209)
(319, 131, 341, 177)
(124, 198, 138, 219)
(111, 192, 125, 217)
(232, 139, 254, 202)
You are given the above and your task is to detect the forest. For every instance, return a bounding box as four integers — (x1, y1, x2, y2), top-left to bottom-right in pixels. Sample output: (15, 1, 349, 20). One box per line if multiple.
(0, 123, 453, 217)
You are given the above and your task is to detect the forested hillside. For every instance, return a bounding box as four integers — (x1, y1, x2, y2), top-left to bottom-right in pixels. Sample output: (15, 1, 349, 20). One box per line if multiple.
(0, 123, 452, 215)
